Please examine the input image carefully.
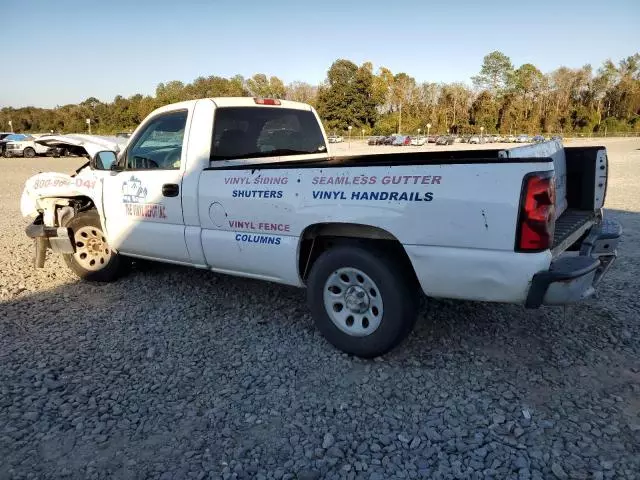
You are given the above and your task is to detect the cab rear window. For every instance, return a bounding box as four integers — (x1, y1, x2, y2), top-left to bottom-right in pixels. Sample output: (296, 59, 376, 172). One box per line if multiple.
(211, 107, 327, 161)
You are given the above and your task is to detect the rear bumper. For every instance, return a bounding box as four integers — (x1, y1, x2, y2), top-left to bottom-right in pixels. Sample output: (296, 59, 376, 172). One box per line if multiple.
(525, 218, 621, 308)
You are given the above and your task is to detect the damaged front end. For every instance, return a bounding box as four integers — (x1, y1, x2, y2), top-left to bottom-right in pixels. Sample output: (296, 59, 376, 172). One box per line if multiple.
(21, 168, 101, 268)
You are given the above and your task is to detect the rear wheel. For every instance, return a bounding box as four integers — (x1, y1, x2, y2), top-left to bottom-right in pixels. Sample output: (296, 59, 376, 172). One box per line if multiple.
(63, 211, 125, 282)
(307, 245, 419, 358)
(23, 147, 36, 158)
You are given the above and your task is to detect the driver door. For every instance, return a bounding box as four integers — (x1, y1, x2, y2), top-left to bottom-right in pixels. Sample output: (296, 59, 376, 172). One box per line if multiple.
(101, 110, 191, 263)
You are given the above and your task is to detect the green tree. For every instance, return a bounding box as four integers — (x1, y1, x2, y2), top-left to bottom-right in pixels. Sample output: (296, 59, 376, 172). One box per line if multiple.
(472, 51, 514, 93)
(470, 90, 499, 131)
(246, 74, 286, 99)
(316, 59, 377, 132)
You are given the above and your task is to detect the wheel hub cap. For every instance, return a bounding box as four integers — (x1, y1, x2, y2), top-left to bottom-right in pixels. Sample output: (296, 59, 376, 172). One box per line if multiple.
(323, 267, 384, 337)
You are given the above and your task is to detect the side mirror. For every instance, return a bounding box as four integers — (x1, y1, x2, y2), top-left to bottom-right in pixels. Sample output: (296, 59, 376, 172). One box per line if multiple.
(91, 150, 118, 171)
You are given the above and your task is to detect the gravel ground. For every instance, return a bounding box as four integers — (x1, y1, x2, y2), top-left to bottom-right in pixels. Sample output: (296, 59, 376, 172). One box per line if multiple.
(1, 139, 639, 480)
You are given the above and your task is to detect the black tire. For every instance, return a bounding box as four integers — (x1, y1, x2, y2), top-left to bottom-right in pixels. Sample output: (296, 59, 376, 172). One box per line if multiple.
(307, 245, 419, 358)
(63, 211, 125, 282)
(23, 147, 36, 158)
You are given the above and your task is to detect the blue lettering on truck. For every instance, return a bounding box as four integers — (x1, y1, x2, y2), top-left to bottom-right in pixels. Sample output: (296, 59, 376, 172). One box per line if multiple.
(232, 190, 283, 199)
(235, 233, 281, 245)
(312, 191, 434, 202)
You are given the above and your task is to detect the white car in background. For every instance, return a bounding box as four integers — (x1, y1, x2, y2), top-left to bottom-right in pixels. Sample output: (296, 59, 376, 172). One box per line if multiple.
(4, 134, 52, 158)
(410, 136, 427, 146)
(33, 134, 129, 158)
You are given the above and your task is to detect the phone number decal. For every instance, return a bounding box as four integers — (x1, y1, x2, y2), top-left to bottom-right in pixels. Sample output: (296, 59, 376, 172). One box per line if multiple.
(33, 178, 96, 190)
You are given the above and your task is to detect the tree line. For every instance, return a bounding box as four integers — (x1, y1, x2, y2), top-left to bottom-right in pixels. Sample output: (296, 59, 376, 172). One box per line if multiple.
(1, 51, 638, 136)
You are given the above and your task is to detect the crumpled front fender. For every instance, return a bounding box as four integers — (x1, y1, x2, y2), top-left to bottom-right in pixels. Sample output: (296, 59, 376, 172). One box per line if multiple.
(20, 167, 103, 221)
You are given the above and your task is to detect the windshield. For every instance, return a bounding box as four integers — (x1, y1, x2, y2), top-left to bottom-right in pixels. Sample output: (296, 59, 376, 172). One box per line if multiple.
(5, 134, 27, 141)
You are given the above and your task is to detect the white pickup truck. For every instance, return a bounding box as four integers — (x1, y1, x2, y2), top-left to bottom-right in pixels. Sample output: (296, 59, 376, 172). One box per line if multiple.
(20, 97, 621, 357)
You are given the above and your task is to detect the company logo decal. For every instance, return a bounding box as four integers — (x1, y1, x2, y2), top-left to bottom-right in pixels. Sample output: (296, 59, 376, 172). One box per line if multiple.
(121, 176, 166, 219)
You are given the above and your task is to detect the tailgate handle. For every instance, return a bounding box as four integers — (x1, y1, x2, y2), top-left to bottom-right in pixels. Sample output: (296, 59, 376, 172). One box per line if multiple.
(162, 184, 179, 197)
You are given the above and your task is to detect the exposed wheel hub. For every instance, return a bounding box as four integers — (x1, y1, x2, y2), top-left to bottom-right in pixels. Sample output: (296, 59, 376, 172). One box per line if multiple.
(73, 226, 112, 271)
(344, 285, 370, 313)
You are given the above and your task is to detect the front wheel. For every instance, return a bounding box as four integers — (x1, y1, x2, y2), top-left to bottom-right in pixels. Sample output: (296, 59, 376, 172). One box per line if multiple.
(23, 147, 36, 158)
(307, 245, 419, 358)
(63, 211, 125, 282)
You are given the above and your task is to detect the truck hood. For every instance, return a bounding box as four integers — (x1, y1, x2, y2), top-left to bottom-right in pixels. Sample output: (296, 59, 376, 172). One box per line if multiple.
(34, 134, 127, 157)
(20, 167, 100, 219)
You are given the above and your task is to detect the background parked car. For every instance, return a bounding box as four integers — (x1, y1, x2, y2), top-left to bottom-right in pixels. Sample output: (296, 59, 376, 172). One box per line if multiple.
(468, 135, 481, 144)
(392, 135, 411, 146)
(532, 135, 545, 143)
(410, 136, 427, 146)
(327, 135, 344, 143)
(551, 135, 563, 142)
(435, 135, 454, 145)
(0, 132, 20, 156)
(4, 134, 52, 157)
(516, 134, 531, 143)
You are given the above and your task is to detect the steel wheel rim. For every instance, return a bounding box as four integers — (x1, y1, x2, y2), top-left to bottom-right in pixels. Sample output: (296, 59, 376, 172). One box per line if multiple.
(323, 267, 384, 337)
(73, 226, 112, 271)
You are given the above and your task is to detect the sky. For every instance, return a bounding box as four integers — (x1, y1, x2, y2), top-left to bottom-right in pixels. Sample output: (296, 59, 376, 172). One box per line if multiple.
(2, 0, 639, 108)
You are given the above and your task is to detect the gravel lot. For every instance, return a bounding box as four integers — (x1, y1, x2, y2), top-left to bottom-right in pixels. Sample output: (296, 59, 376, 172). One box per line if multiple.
(1, 139, 639, 480)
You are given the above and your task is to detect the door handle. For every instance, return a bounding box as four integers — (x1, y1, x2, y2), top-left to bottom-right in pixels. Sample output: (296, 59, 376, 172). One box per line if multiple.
(162, 184, 179, 197)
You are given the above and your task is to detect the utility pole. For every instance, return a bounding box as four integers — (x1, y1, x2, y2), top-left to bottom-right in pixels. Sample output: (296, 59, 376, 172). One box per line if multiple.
(452, 93, 457, 126)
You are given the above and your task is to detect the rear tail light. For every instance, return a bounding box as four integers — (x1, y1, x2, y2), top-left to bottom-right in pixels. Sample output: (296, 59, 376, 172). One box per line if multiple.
(516, 171, 556, 252)
(254, 98, 281, 106)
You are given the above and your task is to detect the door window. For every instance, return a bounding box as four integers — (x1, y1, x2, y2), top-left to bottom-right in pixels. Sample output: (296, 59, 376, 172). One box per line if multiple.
(126, 110, 188, 170)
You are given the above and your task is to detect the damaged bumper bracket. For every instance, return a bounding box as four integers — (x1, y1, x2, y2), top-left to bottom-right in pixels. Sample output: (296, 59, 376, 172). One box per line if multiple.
(25, 223, 75, 267)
